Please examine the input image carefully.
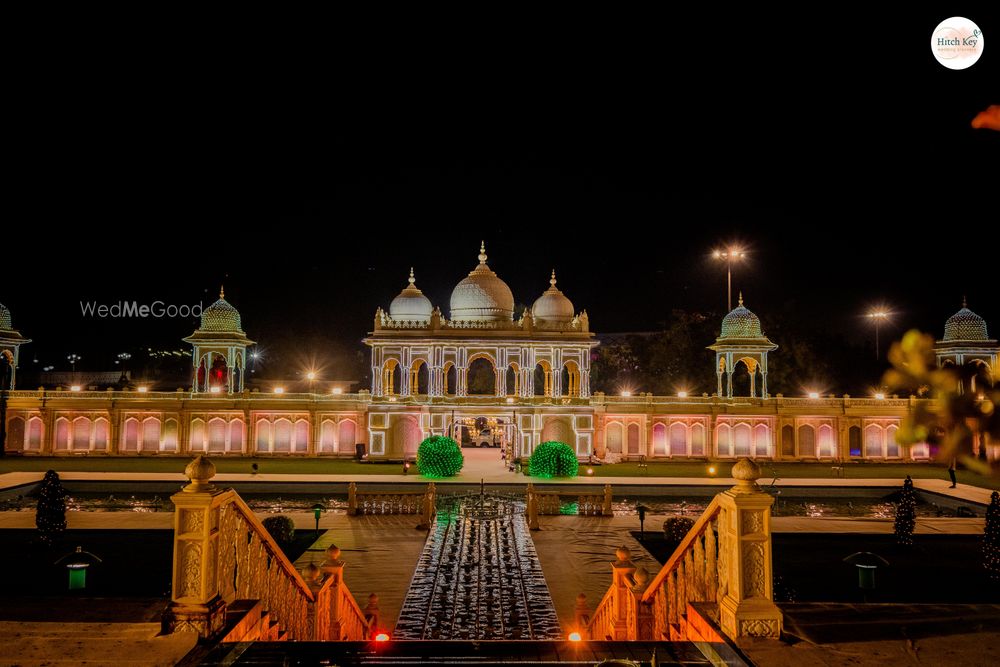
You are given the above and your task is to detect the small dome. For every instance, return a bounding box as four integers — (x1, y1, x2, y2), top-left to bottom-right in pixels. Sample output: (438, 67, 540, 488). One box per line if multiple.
(388, 269, 433, 322)
(943, 301, 989, 341)
(720, 294, 763, 338)
(449, 242, 515, 322)
(0, 303, 11, 330)
(199, 288, 243, 333)
(531, 270, 575, 323)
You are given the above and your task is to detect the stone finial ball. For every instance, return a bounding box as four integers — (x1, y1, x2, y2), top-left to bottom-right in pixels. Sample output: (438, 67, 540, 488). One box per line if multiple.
(615, 545, 632, 562)
(633, 567, 649, 585)
(577, 593, 587, 602)
(302, 562, 321, 582)
(731, 457, 761, 482)
(326, 545, 342, 561)
(184, 456, 216, 486)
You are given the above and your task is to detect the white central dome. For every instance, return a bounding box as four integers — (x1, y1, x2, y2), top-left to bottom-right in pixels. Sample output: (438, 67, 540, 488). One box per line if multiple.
(449, 243, 515, 322)
(531, 270, 575, 323)
(389, 269, 433, 323)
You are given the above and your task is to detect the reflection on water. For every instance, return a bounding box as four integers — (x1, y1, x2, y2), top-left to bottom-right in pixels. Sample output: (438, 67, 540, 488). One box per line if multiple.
(394, 493, 561, 640)
(0, 490, 980, 518)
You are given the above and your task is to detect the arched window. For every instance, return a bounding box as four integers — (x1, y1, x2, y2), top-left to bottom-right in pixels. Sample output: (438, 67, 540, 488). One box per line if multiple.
(911, 441, 930, 459)
(413, 360, 430, 395)
(669, 422, 687, 456)
(781, 424, 795, 457)
(6, 417, 25, 450)
(691, 423, 706, 456)
(734, 423, 751, 456)
(443, 363, 456, 397)
(189, 419, 206, 452)
(606, 422, 623, 454)
(467, 356, 496, 395)
(162, 419, 178, 452)
(123, 418, 140, 452)
(382, 359, 400, 396)
(27, 417, 43, 451)
(207, 418, 227, 452)
(865, 424, 883, 458)
(627, 423, 640, 455)
(293, 419, 309, 453)
(716, 424, 732, 457)
(753, 424, 770, 458)
(320, 420, 337, 453)
(886, 425, 900, 458)
(255, 419, 271, 453)
(534, 361, 553, 397)
(652, 423, 667, 456)
(797, 425, 816, 457)
(506, 365, 519, 396)
(93, 418, 108, 451)
(229, 420, 244, 453)
(818, 424, 834, 458)
(274, 418, 292, 452)
(339, 419, 357, 454)
(142, 417, 161, 451)
(849, 426, 862, 457)
(73, 417, 91, 450)
(563, 361, 581, 398)
(55, 418, 70, 450)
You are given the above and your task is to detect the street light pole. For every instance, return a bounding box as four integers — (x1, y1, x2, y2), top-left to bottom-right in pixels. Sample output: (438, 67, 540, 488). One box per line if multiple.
(713, 247, 746, 311)
(867, 310, 890, 360)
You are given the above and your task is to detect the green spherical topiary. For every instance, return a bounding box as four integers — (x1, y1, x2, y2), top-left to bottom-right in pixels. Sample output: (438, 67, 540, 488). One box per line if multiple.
(417, 436, 464, 477)
(262, 515, 296, 546)
(528, 441, 578, 478)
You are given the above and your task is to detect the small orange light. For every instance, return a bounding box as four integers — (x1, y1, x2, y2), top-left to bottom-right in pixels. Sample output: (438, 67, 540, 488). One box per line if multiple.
(568, 631, 582, 642)
(375, 632, 389, 642)
(708, 466, 716, 474)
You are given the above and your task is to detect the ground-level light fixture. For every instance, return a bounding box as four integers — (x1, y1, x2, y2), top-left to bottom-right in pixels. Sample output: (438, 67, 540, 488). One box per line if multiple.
(311, 503, 324, 537)
(137, 386, 148, 393)
(620, 391, 631, 397)
(331, 387, 343, 395)
(374, 632, 390, 642)
(55, 546, 102, 590)
(568, 631, 582, 642)
(306, 371, 317, 381)
(210, 386, 222, 393)
(677, 391, 688, 398)
(874, 392, 885, 400)
(586, 468, 594, 476)
(708, 465, 717, 476)
(70, 385, 81, 392)
(843, 551, 889, 600)
(807, 391, 820, 399)
(273, 387, 285, 394)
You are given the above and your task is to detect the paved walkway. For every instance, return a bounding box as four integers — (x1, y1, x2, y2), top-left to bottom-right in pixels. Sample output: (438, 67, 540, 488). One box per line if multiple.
(291, 515, 428, 634)
(0, 622, 195, 666)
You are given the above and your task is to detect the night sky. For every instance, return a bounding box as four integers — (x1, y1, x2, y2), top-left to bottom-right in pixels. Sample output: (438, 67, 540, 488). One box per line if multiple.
(4, 10, 997, 384)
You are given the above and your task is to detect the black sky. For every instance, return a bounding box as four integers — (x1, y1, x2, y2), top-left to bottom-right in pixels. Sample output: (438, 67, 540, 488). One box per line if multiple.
(4, 9, 997, 380)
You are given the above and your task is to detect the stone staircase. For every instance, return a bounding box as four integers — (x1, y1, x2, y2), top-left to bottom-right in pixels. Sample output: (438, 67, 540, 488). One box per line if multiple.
(218, 600, 290, 643)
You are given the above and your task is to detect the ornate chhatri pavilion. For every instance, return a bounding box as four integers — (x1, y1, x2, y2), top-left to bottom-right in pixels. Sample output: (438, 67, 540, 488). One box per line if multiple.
(1, 250, 996, 462)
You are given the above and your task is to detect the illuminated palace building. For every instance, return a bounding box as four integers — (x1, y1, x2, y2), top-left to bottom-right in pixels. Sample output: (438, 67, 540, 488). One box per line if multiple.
(1, 246, 997, 462)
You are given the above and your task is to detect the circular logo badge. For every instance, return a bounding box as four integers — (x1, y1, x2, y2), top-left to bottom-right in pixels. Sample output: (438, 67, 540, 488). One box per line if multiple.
(931, 17, 984, 70)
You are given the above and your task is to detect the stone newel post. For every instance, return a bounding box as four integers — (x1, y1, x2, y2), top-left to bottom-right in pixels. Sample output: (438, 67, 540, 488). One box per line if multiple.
(717, 458, 783, 639)
(162, 456, 227, 639)
(602, 483, 613, 516)
(610, 546, 636, 640)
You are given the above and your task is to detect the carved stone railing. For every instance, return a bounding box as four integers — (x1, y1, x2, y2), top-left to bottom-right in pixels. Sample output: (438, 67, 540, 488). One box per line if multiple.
(163, 456, 372, 641)
(526, 484, 613, 523)
(347, 482, 436, 529)
(583, 458, 782, 643)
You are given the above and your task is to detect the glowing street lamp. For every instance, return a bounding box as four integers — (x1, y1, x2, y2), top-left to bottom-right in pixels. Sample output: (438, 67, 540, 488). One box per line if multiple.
(867, 309, 891, 360)
(67, 354, 81, 372)
(306, 370, 317, 393)
(712, 246, 747, 311)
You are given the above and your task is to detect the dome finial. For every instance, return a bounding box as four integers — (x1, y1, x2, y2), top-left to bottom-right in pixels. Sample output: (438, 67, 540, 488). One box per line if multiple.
(478, 241, 487, 264)
(219, 285, 225, 300)
(738, 291, 744, 307)
(408, 267, 416, 286)
(962, 295, 967, 309)
(550, 269, 557, 287)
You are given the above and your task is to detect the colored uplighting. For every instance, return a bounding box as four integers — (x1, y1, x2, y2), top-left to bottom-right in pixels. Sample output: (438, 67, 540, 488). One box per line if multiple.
(375, 632, 390, 642)
(808, 392, 820, 399)
(70, 385, 81, 392)
(137, 386, 148, 393)
(568, 631, 582, 642)
(274, 387, 285, 394)
(331, 387, 343, 394)
(874, 392, 885, 400)
(620, 391, 631, 397)
(210, 386, 222, 393)
(677, 390, 688, 398)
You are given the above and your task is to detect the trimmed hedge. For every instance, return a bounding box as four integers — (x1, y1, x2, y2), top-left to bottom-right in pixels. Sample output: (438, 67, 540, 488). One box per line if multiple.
(417, 436, 464, 477)
(528, 441, 578, 478)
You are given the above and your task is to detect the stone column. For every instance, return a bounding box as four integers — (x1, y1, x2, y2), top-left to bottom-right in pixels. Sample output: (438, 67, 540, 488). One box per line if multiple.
(162, 456, 227, 639)
(717, 458, 783, 640)
(602, 483, 613, 516)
